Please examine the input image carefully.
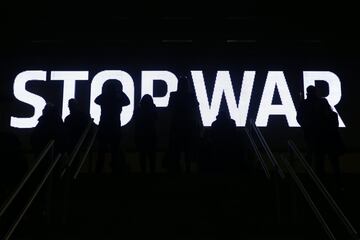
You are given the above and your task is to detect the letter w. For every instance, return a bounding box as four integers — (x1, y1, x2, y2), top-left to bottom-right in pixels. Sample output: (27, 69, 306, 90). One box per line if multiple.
(191, 70, 255, 126)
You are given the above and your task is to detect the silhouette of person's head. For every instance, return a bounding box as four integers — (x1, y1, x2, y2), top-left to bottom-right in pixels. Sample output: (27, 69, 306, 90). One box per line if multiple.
(306, 85, 318, 99)
(140, 94, 154, 109)
(102, 80, 123, 96)
(68, 98, 79, 114)
(217, 110, 231, 121)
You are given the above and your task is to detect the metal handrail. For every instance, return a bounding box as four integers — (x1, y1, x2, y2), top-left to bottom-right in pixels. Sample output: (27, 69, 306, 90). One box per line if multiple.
(0, 140, 55, 217)
(288, 140, 359, 240)
(249, 120, 285, 179)
(61, 120, 93, 178)
(244, 127, 271, 179)
(73, 126, 98, 179)
(3, 153, 62, 240)
(281, 155, 336, 240)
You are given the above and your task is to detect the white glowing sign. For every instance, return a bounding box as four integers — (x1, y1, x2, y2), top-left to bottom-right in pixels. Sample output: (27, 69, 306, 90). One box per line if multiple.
(11, 71, 47, 128)
(255, 71, 299, 127)
(10, 70, 345, 128)
(51, 71, 88, 120)
(192, 71, 255, 126)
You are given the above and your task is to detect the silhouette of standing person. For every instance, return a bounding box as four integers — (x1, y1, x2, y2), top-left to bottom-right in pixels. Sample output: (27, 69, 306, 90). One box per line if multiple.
(134, 94, 157, 174)
(64, 98, 91, 154)
(95, 80, 130, 174)
(31, 103, 64, 156)
(167, 76, 201, 173)
(208, 110, 239, 175)
(30, 102, 64, 225)
(297, 85, 345, 182)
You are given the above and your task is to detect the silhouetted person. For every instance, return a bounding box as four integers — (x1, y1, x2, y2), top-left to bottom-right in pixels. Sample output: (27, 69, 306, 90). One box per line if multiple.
(134, 94, 157, 173)
(30, 103, 64, 225)
(297, 86, 345, 184)
(64, 98, 91, 154)
(95, 80, 130, 174)
(31, 103, 64, 156)
(208, 110, 239, 174)
(167, 76, 201, 173)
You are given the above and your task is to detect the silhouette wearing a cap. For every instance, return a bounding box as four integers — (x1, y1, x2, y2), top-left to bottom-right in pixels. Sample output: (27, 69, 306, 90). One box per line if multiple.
(95, 80, 130, 173)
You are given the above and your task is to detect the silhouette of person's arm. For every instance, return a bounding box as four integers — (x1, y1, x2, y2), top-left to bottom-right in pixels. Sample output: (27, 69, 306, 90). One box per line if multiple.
(230, 119, 236, 128)
(64, 115, 71, 133)
(322, 99, 339, 128)
(331, 111, 339, 128)
(319, 98, 337, 126)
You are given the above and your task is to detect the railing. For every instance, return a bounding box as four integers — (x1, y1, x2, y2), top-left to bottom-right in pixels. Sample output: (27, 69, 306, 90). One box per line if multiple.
(249, 120, 285, 179)
(288, 140, 359, 240)
(244, 127, 271, 179)
(1, 120, 98, 239)
(3, 154, 62, 240)
(56, 120, 97, 225)
(281, 155, 336, 240)
(0, 140, 55, 218)
(247, 120, 286, 225)
(248, 121, 340, 239)
(60, 120, 93, 178)
(73, 126, 98, 179)
(0, 139, 61, 240)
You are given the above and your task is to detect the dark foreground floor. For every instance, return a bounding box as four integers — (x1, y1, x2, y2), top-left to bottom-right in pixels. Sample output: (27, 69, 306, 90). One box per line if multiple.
(8, 172, 360, 240)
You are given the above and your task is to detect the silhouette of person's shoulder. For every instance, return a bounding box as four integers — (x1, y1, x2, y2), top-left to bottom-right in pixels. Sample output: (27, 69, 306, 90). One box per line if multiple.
(212, 116, 236, 127)
(228, 118, 236, 126)
(33, 112, 62, 132)
(328, 110, 339, 127)
(65, 110, 90, 123)
(31, 104, 64, 153)
(321, 99, 334, 115)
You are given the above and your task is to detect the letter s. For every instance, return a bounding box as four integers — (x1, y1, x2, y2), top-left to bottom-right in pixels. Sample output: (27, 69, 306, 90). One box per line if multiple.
(10, 71, 47, 128)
